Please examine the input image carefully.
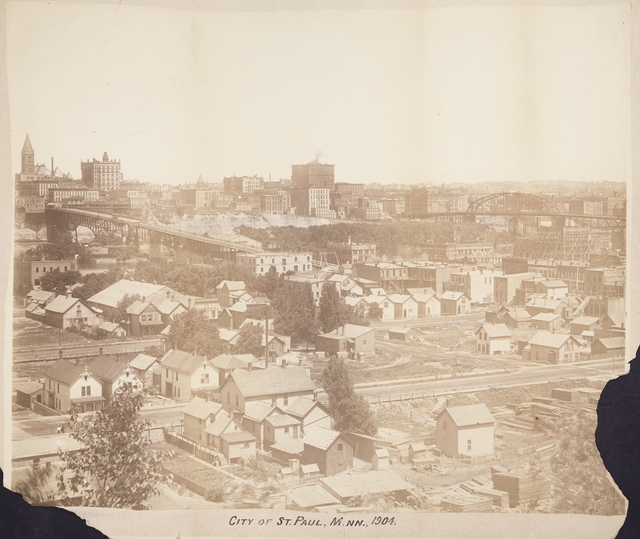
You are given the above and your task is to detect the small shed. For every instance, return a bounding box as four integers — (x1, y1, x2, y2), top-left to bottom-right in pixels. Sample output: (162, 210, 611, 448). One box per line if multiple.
(570, 316, 600, 336)
(372, 448, 389, 470)
(300, 463, 321, 479)
(15, 381, 44, 410)
(408, 442, 427, 463)
(129, 353, 161, 388)
(97, 321, 127, 339)
(388, 327, 420, 342)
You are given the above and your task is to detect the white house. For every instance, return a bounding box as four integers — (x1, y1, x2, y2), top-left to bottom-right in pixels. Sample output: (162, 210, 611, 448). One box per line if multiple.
(435, 404, 495, 458)
(475, 323, 511, 355)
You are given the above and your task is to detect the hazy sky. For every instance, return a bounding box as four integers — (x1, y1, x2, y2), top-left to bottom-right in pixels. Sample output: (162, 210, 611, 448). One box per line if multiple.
(6, 2, 631, 186)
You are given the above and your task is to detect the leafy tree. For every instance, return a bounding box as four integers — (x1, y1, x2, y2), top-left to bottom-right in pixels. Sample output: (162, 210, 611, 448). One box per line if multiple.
(366, 303, 383, 321)
(169, 309, 223, 357)
(14, 461, 57, 505)
(235, 323, 264, 357)
(40, 269, 83, 296)
(322, 356, 377, 436)
(261, 265, 281, 299)
(23, 231, 93, 265)
(272, 281, 317, 347)
(56, 384, 165, 509)
(318, 282, 342, 333)
(547, 410, 625, 515)
(114, 293, 143, 323)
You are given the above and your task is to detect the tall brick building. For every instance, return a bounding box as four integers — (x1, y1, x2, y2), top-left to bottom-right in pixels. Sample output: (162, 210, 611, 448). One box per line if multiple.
(291, 161, 335, 189)
(81, 152, 123, 192)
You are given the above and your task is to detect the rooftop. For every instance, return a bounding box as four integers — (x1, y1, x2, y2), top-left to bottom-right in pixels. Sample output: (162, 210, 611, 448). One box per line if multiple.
(595, 336, 626, 349)
(440, 403, 495, 427)
(531, 313, 561, 322)
(129, 353, 158, 372)
(87, 356, 130, 383)
(301, 426, 343, 451)
(287, 484, 339, 509)
(477, 323, 511, 338)
(528, 331, 577, 348)
(286, 396, 322, 418)
(265, 413, 301, 427)
(44, 360, 90, 386)
(320, 470, 412, 500)
(183, 396, 223, 420)
(243, 401, 278, 422)
(571, 316, 600, 326)
(45, 295, 85, 315)
(87, 279, 170, 309)
(160, 349, 210, 375)
(320, 324, 374, 340)
(224, 366, 316, 398)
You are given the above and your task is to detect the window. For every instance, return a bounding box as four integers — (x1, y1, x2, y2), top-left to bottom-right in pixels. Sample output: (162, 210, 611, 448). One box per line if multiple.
(338, 443, 343, 451)
(36, 267, 39, 273)
(244, 442, 250, 448)
(175, 372, 179, 381)
(227, 393, 230, 403)
(86, 386, 91, 396)
(284, 426, 289, 434)
(43, 267, 46, 273)
(57, 383, 59, 393)
(82, 386, 86, 396)
(283, 396, 288, 406)
(443, 420, 447, 430)
(141, 315, 146, 322)
(201, 373, 209, 384)
(272, 397, 277, 406)
(235, 395, 239, 407)
(467, 439, 472, 451)
(166, 369, 169, 378)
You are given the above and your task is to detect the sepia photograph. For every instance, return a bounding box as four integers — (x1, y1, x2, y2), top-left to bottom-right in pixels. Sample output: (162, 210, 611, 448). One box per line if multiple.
(2, 0, 636, 537)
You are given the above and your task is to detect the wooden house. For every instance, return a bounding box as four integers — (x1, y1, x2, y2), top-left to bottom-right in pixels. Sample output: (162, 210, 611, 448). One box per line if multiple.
(439, 291, 470, 315)
(285, 396, 332, 433)
(525, 332, 582, 364)
(44, 295, 99, 330)
(435, 404, 495, 458)
(530, 313, 562, 332)
(315, 324, 375, 358)
(160, 349, 217, 400)
(220, 365, 317, 413)
(126, 301, 164, 337)
(301, 426, 355, 476)
(182, 396, 224, 443)
(475, 323, 511, 355)
(591, 336, 625, 358)
(43, 360, 105, 413)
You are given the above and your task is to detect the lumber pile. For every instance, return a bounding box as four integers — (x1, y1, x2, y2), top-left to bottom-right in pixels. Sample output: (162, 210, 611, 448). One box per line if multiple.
(551, 388, 578, 402)
(491, 468, 551, 508)
(459, 480, 509, 508)
(441, 491, 494, 513)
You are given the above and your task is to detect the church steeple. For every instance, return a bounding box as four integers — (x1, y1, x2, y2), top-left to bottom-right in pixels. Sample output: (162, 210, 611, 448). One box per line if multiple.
(21, 134, 35, 174)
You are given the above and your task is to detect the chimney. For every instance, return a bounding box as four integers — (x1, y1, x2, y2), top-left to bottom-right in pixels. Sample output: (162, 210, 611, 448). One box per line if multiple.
(188, 298, 192, 308)
(247, 362, 252, 372)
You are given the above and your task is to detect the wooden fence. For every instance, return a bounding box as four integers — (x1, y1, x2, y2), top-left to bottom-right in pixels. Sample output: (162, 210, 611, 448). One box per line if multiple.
(163, 428, 221, 465)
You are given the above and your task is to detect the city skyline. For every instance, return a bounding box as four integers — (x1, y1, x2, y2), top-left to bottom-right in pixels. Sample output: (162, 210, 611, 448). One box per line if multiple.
(7, 2, 631, 186)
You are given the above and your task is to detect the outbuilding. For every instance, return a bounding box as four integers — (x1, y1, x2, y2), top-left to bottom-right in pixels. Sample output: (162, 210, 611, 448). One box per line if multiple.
(435, 404, 495, 458)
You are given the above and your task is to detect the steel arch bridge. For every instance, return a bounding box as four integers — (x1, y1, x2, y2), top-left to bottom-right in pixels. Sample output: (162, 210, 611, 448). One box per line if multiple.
(44, 207, 263, 260)
(465, 192, 562, 215)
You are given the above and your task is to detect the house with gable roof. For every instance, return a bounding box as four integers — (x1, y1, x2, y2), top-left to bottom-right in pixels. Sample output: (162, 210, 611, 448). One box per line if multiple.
(301, 425, 355, 476)
(525, 332, 582, 364)
(210, 353, 261, 386)
(43, 360, 105, 413)
(44, 295, 100, 330)
(411, 292, 441, 318)
(387, 294, 419, 319)
(216, 280, 246, 308)
(129, 353, 161, 388)
(156, 300, 188, 326)
(475, 323, 511, 355)
(126, 301, 164, 337)
(315, 324, 375, 358)
(438, 291, 469, 315)
(87, 355, 143, 403)
(204, 409, 256, 462)
(531, 312, 562, 332)
(241, 401, 285, 450)
(182, 396, 224, 443)
(435, 403, 495, 458)
(160, 349, 216, 400)
(286, 396, 332, 433)
(264, 413, 302, 450)
(219, 365, 317, 413)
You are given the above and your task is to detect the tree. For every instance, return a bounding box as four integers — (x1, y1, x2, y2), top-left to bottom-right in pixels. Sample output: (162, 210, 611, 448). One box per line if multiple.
(272, 281, 317, 346)
(14, 461, 57, 505)
(56, 384, 165, 509)
(235, 323, 264, 357)
(318, 282, 342, 333)
(169, 309, 223, 357)
(40, 269, 83, 296)
(366, 303, 383, 321)
(322, 356, 377, 436)
(261, 265, 281, 299)
(114, 293, 142, 323)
